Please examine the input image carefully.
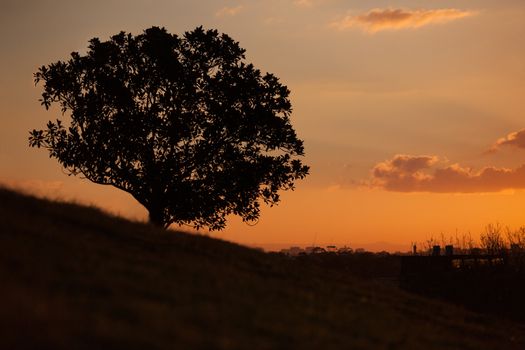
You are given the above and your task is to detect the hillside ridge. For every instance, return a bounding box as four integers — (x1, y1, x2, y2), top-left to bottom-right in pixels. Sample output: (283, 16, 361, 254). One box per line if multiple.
(0, 187, 523, 349)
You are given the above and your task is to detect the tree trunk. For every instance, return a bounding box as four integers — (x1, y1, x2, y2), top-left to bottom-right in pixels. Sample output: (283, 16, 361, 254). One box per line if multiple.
(148, 207, 165, 228)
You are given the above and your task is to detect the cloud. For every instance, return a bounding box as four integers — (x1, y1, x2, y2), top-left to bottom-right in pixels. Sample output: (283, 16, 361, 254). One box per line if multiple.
(370, 154, 525, 193)
(374, 154, 439, 175)
(293, 0, 314, 8)
(488, 129, 525, 153)
(331, 8, 475, 33)
(293, 0, 330, 8)
(215, 5, 244, 17)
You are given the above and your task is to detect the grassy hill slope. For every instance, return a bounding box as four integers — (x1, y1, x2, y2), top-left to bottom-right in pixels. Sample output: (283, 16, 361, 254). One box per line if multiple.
(0, 188, 523, 349)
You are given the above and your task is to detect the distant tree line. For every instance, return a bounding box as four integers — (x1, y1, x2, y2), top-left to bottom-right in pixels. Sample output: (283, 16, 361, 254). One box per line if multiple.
(415, 223, 525, 255)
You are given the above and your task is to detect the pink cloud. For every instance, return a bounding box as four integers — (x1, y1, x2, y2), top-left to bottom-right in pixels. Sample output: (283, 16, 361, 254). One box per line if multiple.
(488, 129, 525, 153)
(215, 5, 244, 18)
(332, 8, 475, 33)
(293, 0, 313, 8)
(374, 154, 438, 175)
(370, 154, 525, 193)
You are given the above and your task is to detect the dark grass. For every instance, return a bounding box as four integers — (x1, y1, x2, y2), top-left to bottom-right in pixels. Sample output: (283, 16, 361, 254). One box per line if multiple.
(1, 187, 524, 349)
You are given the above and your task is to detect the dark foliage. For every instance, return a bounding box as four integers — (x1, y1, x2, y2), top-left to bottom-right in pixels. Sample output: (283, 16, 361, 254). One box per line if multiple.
(29, 26, 309, 229)
(295, 251, 525, 324)
(400, 255, 525, 323)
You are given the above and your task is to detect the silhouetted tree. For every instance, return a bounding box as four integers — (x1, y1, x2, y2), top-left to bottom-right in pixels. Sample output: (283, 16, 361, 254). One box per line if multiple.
(29, 26, 309, 230)
(507, 226, 525, 250)
(480, 223, 506, 255)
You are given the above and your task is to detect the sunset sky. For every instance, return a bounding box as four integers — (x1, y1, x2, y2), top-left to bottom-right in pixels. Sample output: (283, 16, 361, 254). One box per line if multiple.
(1, 0, 525, 251)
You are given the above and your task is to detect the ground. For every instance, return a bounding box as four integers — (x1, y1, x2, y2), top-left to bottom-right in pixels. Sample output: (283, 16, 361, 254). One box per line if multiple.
(1, 188, 523, 349)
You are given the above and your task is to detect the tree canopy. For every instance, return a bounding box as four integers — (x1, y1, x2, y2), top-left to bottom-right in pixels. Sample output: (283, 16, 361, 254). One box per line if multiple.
(29, 26, 309, 230)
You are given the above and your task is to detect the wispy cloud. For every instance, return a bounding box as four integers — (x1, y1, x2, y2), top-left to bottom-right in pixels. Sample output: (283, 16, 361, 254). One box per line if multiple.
(215, 5, 244, 18)
(488, 129, 525, 153)
(293, 0, 314, 8)
(369, 154, 525, 193)
(332, 8, 476, 33)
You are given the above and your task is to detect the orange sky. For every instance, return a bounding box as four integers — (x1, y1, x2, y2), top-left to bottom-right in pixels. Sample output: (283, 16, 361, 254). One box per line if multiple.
(1, 1, 525, 251)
